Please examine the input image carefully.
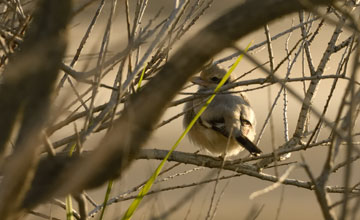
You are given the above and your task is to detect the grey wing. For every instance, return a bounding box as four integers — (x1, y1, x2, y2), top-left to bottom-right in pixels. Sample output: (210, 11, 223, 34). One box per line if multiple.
(208, 94, 261, 155)
(238, 100, 257, 141)
(200, 116, 262, 156)
(199, 117, 227, 134)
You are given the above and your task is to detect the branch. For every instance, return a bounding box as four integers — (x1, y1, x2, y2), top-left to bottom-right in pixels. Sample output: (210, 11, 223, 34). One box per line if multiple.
(0, 0, 71, 218)
(22, 0, 333, 210)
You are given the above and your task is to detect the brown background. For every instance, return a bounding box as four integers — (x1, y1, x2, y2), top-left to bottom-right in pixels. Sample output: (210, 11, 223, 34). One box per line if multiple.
(28, 0, 360, 219)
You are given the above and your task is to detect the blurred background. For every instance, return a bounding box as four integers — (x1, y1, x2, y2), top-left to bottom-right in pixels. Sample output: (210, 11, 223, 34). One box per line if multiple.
(19, 0, 360, 219)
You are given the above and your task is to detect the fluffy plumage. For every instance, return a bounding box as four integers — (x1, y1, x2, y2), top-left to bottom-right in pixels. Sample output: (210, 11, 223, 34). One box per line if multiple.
(183, 64, 261, 157)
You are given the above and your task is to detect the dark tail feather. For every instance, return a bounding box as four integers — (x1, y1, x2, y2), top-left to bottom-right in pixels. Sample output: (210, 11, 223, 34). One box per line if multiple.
(235, 134, 262, 156)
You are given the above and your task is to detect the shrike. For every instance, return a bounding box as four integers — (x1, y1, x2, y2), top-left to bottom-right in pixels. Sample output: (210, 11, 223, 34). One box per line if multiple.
(183, 63, 261, 157)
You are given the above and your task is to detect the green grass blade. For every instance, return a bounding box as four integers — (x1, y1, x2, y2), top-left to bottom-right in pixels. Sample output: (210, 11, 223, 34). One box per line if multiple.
(65, 142, 78, 220)
(137, 63, 147, 91)
(66, 195, 74, 220)
(99, 179, 114, 220)
(121, 42, 252, 220)
(65, 143, 77, 220)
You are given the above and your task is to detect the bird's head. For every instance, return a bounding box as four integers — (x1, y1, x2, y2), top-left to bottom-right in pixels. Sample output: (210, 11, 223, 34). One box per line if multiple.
(191, 63, 231, 88)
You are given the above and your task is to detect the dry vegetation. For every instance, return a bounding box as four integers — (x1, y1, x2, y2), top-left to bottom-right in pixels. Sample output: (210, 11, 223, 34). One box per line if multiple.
(0, 0, 359, 219)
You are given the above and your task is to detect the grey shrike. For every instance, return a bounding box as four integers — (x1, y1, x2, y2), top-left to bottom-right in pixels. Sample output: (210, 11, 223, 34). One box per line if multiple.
(183, 63, 262, 157)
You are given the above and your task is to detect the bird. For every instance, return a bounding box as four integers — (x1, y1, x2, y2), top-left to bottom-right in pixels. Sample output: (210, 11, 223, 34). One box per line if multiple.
(183, 63, 262, 158)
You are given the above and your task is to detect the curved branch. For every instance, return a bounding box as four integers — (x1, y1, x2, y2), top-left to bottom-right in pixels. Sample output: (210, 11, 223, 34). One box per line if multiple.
(23, 0, 332, 210)
(0, 0, 71, 218)
(135, 149, 359, 194)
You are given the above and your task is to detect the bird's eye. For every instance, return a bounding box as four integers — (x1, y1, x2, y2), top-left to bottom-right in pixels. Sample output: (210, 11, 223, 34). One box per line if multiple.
(210, 77, 220, 83)
(241, 119, 251, 126)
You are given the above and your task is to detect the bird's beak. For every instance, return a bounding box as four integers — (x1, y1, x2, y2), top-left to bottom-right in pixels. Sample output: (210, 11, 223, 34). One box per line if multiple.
(190, 76, 208, 86)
